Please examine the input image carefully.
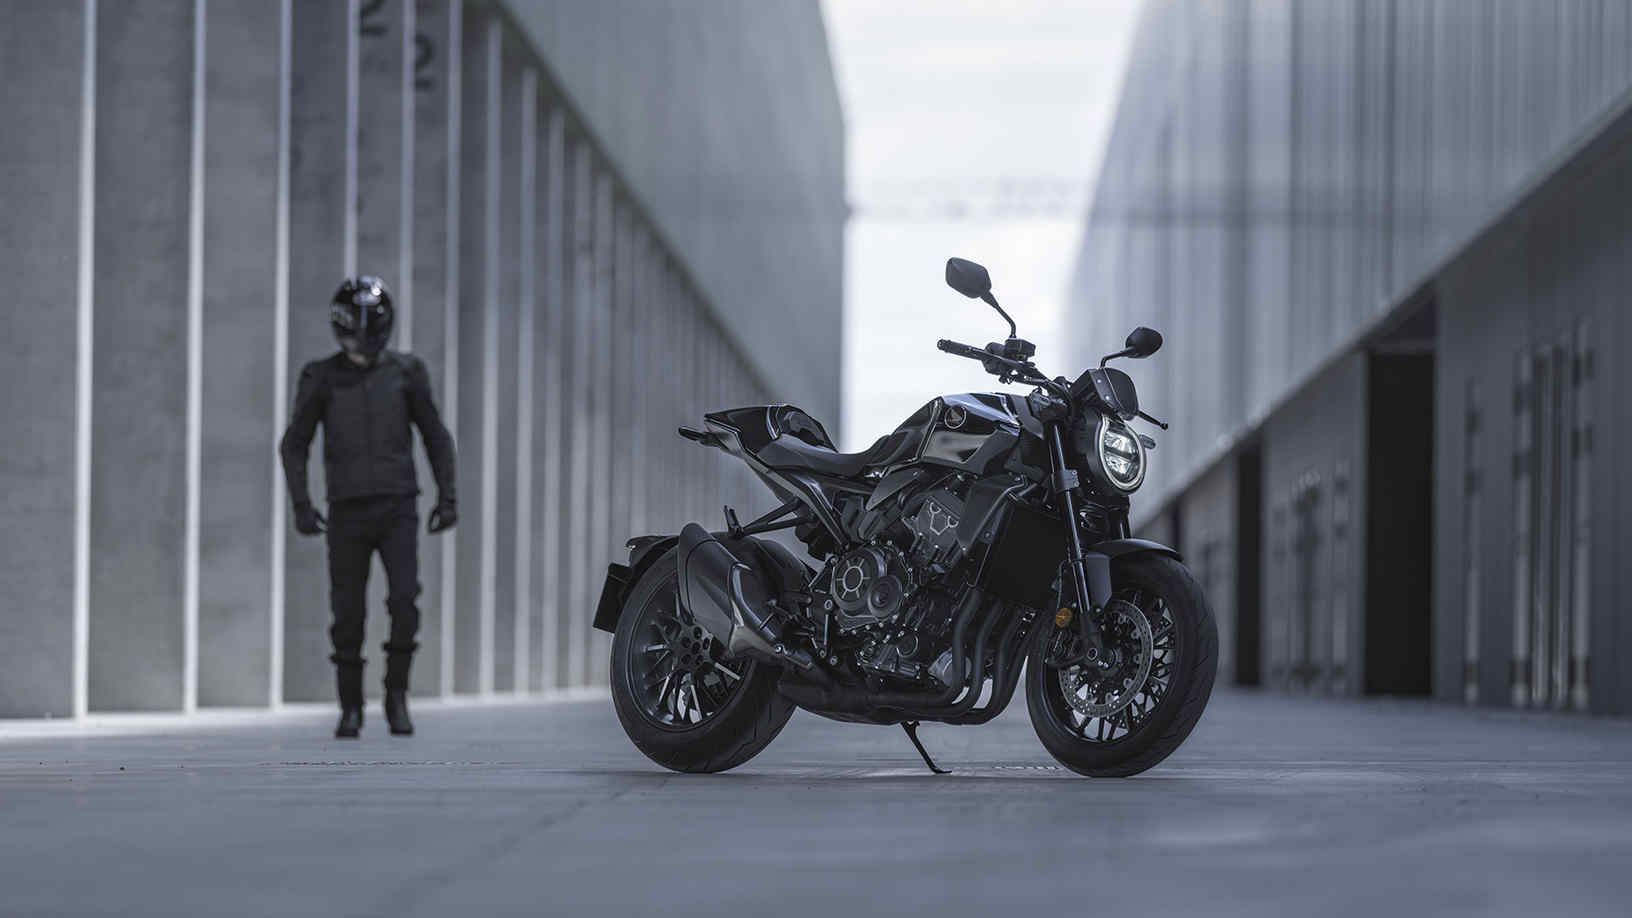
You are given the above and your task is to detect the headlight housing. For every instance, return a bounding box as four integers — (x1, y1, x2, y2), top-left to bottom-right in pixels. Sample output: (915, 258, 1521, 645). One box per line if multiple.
(1091, 413, 1145, 492)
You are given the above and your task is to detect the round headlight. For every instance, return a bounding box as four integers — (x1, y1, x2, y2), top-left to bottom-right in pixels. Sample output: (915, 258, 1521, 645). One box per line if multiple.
(1096, 414, 1145, 491)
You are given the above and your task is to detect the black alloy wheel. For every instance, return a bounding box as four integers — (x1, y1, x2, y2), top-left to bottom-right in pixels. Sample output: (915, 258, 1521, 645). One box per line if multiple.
(1026, 554, 1217, 777)
(610, 550, 796, 773)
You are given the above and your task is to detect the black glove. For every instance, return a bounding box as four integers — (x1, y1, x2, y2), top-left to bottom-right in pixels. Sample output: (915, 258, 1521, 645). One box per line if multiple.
(293, 501, 327, 536)
(427, 499, 457, 534)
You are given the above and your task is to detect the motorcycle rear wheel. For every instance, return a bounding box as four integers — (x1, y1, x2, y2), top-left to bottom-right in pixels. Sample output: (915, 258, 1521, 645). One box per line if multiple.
(610, 550, 796, 773)
(1025, 553, 1217, 777)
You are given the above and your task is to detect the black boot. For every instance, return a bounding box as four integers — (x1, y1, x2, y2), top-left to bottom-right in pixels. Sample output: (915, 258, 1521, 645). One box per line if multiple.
(335, 707, 363, 739)
(383, 651, 414, 736)
(334, 661, 364, 739)
(384, 690, 413, 736)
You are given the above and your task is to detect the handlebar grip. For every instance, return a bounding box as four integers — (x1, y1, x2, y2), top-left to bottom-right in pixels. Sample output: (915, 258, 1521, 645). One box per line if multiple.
(937, 339, 984, 359)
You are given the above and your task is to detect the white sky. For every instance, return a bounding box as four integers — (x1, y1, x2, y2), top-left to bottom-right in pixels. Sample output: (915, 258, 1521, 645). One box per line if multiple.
(821, 0, 1142, 449)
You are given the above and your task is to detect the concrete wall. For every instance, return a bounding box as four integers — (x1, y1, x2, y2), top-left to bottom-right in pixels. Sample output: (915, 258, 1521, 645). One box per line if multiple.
(1076, 0, 1632, 713)
(1258, 354, 1366, 697)
(1072, 0, 1632, 515)
(503, 0, 846, 425)
(0, 2, 89, 718)
(0, 0, 842, 716)
(1432, 111, 1628, 715)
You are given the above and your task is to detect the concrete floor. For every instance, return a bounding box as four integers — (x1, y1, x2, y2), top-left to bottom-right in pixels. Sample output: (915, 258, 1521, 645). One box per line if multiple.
(3, 689, 1631, 917)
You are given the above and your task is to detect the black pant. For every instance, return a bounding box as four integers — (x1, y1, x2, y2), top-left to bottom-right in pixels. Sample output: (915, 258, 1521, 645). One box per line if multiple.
(326, 495, 420, 700)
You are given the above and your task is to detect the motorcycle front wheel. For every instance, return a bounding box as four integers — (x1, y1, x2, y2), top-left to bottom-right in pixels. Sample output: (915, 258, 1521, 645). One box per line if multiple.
(1026, 553, 1217, 777)
(609, 550, 796, 773)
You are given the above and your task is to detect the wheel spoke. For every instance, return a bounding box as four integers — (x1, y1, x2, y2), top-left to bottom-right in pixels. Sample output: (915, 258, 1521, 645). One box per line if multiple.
(623, 575, 751, 729)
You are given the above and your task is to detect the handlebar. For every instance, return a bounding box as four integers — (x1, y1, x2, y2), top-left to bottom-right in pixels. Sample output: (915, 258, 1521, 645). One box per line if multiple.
(937, 338, 1072, 398)
(936, 339, 988, 361)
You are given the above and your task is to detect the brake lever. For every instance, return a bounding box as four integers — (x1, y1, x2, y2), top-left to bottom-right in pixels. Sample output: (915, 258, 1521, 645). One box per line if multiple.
(1137, 410, 1169, 430)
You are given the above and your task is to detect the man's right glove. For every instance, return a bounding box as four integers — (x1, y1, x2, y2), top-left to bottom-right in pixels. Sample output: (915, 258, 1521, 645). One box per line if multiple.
(293, 501, 327, 536)
(427, 498, 457, 534)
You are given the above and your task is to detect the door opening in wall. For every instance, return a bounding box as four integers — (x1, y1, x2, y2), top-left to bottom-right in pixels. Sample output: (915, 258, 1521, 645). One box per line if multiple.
(1365, 339, 1435, 697)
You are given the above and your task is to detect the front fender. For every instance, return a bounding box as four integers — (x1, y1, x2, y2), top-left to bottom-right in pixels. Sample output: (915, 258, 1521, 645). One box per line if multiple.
(1071, 538, 1181, 609)
(1090, 537, 1182, 562)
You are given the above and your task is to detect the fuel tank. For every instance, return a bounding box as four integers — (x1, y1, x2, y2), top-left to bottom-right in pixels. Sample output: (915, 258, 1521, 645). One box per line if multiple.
(889, 392, 1023, 477)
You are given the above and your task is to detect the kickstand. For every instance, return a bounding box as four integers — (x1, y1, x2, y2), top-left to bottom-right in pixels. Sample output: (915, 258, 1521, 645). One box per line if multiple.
(901, 721, 950, 775)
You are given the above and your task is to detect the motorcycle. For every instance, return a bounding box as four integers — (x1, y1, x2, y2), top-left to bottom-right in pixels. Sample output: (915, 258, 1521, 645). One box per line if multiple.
(595, 258, 1216, 776)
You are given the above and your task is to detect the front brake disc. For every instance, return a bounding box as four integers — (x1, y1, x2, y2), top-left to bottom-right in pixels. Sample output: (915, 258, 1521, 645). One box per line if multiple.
(1057, 598, 1154, 718)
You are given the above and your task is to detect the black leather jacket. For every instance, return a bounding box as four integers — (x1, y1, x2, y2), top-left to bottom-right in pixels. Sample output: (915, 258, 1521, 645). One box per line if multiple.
(279, 350, 456, 507)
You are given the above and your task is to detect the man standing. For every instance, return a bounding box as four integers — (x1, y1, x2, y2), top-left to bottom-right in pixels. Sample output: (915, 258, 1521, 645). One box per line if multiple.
(280, 277, 457, 738)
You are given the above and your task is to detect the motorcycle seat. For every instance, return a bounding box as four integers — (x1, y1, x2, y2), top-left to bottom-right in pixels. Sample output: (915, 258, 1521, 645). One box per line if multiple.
(758, 427, 917, 478)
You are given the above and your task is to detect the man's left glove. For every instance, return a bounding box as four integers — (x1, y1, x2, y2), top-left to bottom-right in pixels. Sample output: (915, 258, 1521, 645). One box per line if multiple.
(293, 501, 327, 536)
(427, 498, 457, 534)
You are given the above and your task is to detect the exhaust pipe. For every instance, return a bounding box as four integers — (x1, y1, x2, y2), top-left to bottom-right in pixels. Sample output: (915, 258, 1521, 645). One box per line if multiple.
(676, 524, 814, 670)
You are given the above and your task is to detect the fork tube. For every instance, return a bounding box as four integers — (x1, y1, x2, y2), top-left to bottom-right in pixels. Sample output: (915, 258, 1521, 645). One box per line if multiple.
(1047, 422, 1106, 659)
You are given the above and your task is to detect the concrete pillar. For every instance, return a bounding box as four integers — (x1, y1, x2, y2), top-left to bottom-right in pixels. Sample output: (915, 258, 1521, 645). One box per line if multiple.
(0, 0, 90, 717)
(563, 140, 594, 687)
(282, 0, 354, 703)
(452, 3, 493, 694)
(627, 228, 652, 541)
(408, 0, 452, 698)
(489, 38, 524, 694)
(513, 66, 539, 694)
(197, 0, 283, 708)
(660, 263, 684, 534)
(537, 106, 566, 691)
(86, 0, 194, 711)
(417, 0, 460, 698)
(353, 0, 406, 702)
(586, 171, 615, 684)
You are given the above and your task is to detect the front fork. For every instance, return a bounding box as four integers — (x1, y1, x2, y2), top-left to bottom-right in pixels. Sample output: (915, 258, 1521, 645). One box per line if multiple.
(1045, 422, 1109, 664)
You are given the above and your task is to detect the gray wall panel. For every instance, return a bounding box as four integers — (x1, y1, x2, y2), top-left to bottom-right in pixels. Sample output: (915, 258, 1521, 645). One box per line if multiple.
(452, 3, 489, 694)
(410, 0, 452, 698)
(1179, 461, 1238, 686)
(0, 0, 87, 717)
(87, 0, 193, 711)
(490, 36, 522, 693)
(198, 0, 281, 707)
(354, 0, 407, 699)
(282, 0, 351, 703)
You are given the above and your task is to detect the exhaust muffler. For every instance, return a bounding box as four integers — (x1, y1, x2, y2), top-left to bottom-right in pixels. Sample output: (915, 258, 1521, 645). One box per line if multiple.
(676, 523, 814, 670)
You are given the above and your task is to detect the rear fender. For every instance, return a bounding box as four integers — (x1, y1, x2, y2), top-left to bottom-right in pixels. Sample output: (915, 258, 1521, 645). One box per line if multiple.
(593, 535, 678, 634)
(592, 532, 813, 634)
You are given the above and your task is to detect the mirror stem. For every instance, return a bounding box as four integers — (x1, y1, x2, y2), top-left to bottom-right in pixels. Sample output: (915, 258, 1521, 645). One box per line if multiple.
(981, 292, 1017, 339)
(1100, 347, 1135, 367)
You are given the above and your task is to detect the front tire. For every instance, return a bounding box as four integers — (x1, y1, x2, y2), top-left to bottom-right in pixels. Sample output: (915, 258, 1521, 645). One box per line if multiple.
(610, 550, 796, 773)
(1026, 554, 1217, 777)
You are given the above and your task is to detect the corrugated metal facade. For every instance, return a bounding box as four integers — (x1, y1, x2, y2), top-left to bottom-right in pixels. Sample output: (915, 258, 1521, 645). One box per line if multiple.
(1072, 0, 1632, 713)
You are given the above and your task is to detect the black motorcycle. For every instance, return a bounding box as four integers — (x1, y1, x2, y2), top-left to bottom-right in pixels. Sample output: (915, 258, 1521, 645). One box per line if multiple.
(595, 258, 1216, 777)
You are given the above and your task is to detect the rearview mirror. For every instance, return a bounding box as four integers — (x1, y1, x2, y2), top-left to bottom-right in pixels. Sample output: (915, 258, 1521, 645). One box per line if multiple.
(945, 258, 992, 299)
(1125, 326, 1163, 358)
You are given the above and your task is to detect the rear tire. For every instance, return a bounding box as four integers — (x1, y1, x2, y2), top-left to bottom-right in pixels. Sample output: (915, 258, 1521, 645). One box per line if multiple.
(610, 550, 796, 773)
(1026, 554, 1217, 777)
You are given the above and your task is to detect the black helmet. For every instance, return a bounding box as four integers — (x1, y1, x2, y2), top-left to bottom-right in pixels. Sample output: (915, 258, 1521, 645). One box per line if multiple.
(330, 276, 394, 358)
